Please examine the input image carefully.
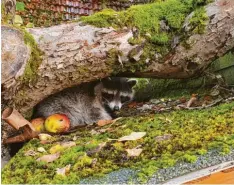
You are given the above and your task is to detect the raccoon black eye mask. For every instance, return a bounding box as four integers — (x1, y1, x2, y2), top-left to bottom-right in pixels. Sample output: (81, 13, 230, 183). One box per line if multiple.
(102, 92, 132, 103)
(32, 77, 137, 128)
(120, 95, 131, 103)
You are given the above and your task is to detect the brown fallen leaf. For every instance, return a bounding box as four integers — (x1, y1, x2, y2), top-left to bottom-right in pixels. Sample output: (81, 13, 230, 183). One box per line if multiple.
(179, 97, 187, 103)
(128, 102, 137, 108)
(118, 132, 146, 142)
(97, 117, 122, 127)
(186, 94, 198, 107)
(126, 148, 143, 157)
(61, 141, 76, 148)
(97, 120, 113, 127)
(37, 152, 60, 163)
(25, 149, 38, 156)
(56, 164, 71, 176)
(40, 140, 53, 144)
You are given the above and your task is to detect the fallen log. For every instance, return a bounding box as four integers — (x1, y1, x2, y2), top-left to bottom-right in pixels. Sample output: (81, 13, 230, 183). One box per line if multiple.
(1, 0, 234, 115)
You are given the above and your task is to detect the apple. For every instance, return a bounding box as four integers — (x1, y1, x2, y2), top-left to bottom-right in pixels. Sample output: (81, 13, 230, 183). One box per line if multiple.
(31, 118, 45, 132)
(44, 114, 70, 133)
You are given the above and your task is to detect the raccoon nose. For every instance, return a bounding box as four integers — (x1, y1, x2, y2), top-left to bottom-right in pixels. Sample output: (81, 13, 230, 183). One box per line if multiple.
(113, 106, 119, 111)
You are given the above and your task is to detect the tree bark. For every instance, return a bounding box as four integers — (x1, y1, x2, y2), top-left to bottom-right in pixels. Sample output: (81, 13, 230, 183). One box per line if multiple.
(1, 0, 234, 115)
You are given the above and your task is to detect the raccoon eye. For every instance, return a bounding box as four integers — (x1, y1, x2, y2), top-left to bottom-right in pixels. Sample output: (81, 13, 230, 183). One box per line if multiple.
(121, 96, 130, 103)
(102, 92, 114, 100)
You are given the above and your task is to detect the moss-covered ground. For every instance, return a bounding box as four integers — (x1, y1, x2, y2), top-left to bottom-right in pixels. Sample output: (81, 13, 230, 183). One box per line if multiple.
(2, 100, 234, 184)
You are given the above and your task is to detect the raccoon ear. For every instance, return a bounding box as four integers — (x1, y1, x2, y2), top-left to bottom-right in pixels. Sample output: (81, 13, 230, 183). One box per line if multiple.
(127, 79, 137, 87)
(102, 77, 111, 83)
(94, 82, 103, 95)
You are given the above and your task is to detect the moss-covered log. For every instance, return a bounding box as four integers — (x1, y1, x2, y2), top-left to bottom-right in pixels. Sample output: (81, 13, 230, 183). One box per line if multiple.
(1, 0, 234, 115)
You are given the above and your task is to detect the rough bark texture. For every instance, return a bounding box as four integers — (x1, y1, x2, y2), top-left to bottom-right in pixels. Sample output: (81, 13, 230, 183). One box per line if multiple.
(1, 0, 234, 115)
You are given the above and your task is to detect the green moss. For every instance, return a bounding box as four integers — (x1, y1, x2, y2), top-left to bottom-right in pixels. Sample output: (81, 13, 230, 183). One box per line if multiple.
(81, 9, 121, 28)
(211, 52, 234, 71)
(20, 29, 43, 84)
(105, 48, 122, 75)
(134, 78, 206, 101)
(150, 33, 169, 45)
(128, 37, 143, 45)
(197, 148, 208, 155)
(73, 154, 93, 170)
(189, 7, 208, 34)
(2, 101, 234, 183)
(181, 154, 197, 163)
(82, 0, 211, 58)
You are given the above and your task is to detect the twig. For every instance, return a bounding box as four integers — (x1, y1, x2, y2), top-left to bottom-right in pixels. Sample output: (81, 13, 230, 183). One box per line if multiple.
(186, 98, 224, 110)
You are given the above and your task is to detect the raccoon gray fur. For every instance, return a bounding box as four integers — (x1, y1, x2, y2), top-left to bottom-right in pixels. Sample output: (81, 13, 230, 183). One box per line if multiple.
(32, 77, 137, 128)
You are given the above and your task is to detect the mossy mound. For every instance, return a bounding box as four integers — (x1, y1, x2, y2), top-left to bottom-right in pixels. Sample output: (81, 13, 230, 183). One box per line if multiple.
(2, 101, 234, 184)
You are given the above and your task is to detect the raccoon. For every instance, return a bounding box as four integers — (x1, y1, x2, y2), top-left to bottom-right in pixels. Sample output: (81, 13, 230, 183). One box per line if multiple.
(32, 77, 137, 128)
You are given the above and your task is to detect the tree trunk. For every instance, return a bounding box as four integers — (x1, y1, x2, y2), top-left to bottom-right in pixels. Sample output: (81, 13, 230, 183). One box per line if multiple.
(1, 0, 234, 115)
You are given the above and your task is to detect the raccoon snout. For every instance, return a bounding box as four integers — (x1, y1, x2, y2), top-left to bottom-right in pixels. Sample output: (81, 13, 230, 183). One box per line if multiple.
(109, 101, 122, 111)
(113, 106, 119, 111)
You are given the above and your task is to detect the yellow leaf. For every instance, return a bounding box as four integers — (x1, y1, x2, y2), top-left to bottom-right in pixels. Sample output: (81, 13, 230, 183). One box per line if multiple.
(118, 132, 146, 141)
(126, 148, 143, 157)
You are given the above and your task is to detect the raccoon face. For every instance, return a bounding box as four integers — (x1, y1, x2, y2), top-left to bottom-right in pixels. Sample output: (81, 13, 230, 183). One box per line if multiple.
(100, 78, 137, 111)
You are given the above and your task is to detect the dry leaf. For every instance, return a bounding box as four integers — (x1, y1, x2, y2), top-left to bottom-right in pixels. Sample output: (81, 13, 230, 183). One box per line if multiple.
(187, 94, 198, 107)
(38, 133, 52, 141)
(97, 120, 113, 127)
(37, 152, 60, 163)
(112, 117, 122, 123)
(56, 164, 71, 176)
(126, 148, 143, 157)
(73, 136, 78, 141)
(97, 117, 122, 127)
(24, 149, 38, 156)
(91, 158, 98, 168)
(90, 129, 99, 135)
(87, 142, 106, 156)
(118, 132, 146, 141)
(40, 140, 52, 144)
(37, 147, 46, 153)
(155, 134, 173, 142)
(128, 102, 137, 108)
(99, 128, 112, 133)
(179, 97, 187, 103)
(61, 141, 76, 148)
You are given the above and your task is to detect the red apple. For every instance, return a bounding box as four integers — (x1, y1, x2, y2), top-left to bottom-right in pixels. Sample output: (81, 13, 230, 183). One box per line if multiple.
(31, 118, 45, 132)
(44, 114, 70, 133)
